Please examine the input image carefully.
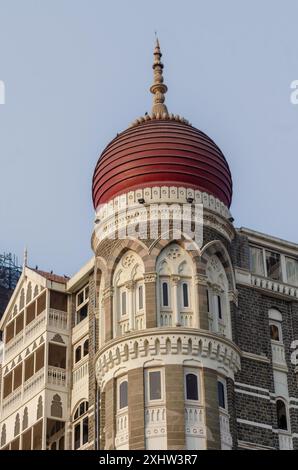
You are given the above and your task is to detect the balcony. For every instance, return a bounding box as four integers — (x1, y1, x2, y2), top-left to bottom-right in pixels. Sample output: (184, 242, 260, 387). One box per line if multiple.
(48, 309, 68, 330)
(48, 366, 67, 387)
(73, 361, 89, 385)
(251, 274, 298, 299)
(23, 367, 45, 400)
(5, 331, 24, 362)
(2, 386, 22, 416)
(3, 309, 68, 363)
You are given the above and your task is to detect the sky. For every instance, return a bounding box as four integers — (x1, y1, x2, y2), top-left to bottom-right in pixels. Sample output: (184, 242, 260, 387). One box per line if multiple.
(0, 0, 298, 276)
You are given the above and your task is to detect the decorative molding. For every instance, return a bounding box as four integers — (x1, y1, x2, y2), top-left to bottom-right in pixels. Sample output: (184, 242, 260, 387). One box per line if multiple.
(241, 351, 270, 364)
(95, 328, 241, 388)
(144, 273, 157, 283)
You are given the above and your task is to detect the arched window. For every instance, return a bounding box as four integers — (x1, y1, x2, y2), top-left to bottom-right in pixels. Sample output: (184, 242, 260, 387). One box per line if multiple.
(217, 381, 226, 409)
(37, 396, 43, 420)
(217, 295, 222, 319)
(75, 346, 81, 363)
(14, 413, 20, 437)
(182, 283, 189, 308)
(113, 250, 145, 336)
(83, 340, 89, 356)
(276, 399, 288, 431)
(121, 291, 127, 316)
(162, 282, 169, 307)
(51, 394, 62, 418)
(73, 401, 89, 450)
(185, 373, 199, 401)
(270, 324, 280, 341)
(22, 407, 28, 430)
(119, 380, 128, 409)
(138, 285, 144, 310)
(1, 424, 6, 447)
(206, 255, 231, 338)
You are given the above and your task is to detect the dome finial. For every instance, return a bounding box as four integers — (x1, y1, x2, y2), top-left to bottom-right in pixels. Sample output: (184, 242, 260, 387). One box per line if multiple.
(150, 36, 169, 116)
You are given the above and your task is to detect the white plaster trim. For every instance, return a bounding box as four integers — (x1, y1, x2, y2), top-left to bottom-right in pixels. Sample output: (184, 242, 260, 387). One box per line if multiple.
(237, 439, 275, 450)
(235, 389, 270, 400)
(234, 382, 270, 393)
(241, 351, 270, 363)
(237, 418, 272, 430)
(95, 328, 241, 388)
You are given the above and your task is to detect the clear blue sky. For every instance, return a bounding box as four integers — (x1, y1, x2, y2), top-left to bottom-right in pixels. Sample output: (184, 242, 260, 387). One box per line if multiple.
(0, 0, 298, 276)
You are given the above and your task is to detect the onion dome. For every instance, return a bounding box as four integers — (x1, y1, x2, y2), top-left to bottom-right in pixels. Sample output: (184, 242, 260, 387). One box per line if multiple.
(92, 40, 233, 209)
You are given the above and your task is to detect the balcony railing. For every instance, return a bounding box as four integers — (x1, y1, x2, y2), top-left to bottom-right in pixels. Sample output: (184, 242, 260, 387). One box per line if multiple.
(251, 274, 298, 299)
(180, 312, 193, 327)
(279, 432, 293, 450)
(160, 312, 173, 327)
(23, 367, 45, 400)
(48, 366, 67, 387)
(115, 410, 129, 449)
(2, 386, 22, 415)
(4, 309, 69, 363)
(118, 319, 129, 335)
(48, 309, 68, 330)
(73, 361, 88, 385)
(219, 409, 233, 450)
(271, 340, 286, 366)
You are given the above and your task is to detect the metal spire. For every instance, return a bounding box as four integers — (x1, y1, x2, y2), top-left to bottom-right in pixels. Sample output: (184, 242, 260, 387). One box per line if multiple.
(23, 247, 28, 270)
(150, 37, 169, 117)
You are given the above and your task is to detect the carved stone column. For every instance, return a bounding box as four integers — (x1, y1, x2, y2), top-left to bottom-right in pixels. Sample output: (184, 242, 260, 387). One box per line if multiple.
(126, 281, 135, 331)
(203, 368, 221, 450)
(195, 274, 209, 330)
(103, 286, 114, 342)
(170, 275, 180, 326)
(144, 273, 157, 329)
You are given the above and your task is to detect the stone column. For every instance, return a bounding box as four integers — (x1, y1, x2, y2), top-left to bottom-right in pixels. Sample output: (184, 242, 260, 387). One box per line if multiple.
(103, 287, 114, 342)
(144, 273, 157, 329)
(165, 364, 185, 449)
(195, 274, 209, 330)
(126, 281, 135, 331)
(128, 367, 145, 449)
(171, 275, 181, 326)
(203, 368, 221, 450)
(104, 378, 116, 450)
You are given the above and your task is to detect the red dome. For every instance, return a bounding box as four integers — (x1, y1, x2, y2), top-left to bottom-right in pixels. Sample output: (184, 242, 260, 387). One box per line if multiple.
(92, 119, 232, 209)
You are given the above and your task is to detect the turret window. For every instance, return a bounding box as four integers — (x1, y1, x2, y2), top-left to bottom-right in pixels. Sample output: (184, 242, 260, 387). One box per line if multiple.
(121, 291, 127, 316)
(138, 285, 144, 311)
(182, 283, 189, 308)
(185, 373, 199, 401)
(276, 399, 288, 431)
(162, 282, 169, 307)
(217, 380, 226, 409)
(119, 380, 128, 409)
(148, 370, 162, 401)
(217, 295, 222, 320)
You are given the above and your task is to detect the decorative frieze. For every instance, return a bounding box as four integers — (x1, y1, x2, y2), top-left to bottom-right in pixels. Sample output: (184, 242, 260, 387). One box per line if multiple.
(95, 328, 241, 388)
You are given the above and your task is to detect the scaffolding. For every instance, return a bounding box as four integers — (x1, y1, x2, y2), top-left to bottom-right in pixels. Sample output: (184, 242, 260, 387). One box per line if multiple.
(0, 252, 22, 290)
